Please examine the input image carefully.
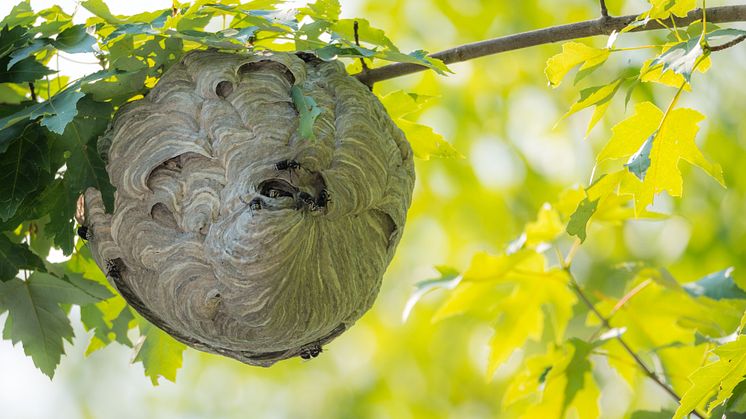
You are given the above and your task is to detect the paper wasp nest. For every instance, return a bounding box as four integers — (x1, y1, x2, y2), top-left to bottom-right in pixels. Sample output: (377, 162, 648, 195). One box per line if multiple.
(82, 50, 415, 366)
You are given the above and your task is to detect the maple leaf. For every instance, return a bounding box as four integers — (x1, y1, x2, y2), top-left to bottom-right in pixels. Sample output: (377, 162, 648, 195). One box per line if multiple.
(597, 101, 724, 211)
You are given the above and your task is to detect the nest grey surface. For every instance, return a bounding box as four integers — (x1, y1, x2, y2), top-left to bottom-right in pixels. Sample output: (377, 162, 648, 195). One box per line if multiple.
(82, 50, 415, 366)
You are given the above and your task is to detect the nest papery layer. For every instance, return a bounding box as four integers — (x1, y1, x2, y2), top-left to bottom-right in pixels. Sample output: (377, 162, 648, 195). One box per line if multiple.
(83, 50, 415, 366)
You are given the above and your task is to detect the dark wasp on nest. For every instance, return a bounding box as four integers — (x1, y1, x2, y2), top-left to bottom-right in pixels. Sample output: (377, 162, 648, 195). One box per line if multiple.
(299, 343, 323, 360)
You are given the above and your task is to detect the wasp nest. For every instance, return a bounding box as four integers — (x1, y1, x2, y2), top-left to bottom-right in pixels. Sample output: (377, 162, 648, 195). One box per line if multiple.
(82, 50, 415, 366)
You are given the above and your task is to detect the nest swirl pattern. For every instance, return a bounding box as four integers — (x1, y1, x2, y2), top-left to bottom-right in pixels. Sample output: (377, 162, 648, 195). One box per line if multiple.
(82, 50, 415, 366)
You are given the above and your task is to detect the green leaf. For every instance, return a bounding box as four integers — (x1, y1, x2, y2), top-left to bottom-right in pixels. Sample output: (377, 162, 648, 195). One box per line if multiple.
(0, 124, 50, 221)
(706, 28, 746, 46)
(8, 39, 53, 69)
(0, 70, 111, 135)
(80, 0, 124, 24)
(331, 18, 396, 50)
(0, 57, 55, 83)
(545, 42, 610, 88)
(0, 84, 26, 104)
(315, 44, 375, 61)
(64, 272, 114, 301)
(566, 198, 599, 242)
(42, 180, 76, 255)
(133, 317, 187, 385)
(67, 246, 133, 354)
(80, 302, 134, 354)
(301, 0, 341, 21)
(674, 336, 746, 418)
(683, 268, 746, 301)
(0, 272, 108, 377)
(563, 338, 593, 415)
(376, 49, 451, 75)
(56, 96, 115, 212)
(725, 379, 746, 413)
(0, 233, 45, 281)
(0, 115, 29, 154)
(0, 24, 28, 58)
(624, 133, 655, 181)
(0, 1, 36, 28)
(52, 24, 97, 54)
(83, 70, 148, 104)
(290, 85, 322, 140)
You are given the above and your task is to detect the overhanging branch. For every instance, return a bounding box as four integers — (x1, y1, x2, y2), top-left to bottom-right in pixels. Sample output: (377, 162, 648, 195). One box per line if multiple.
(354, 5, 746, 85)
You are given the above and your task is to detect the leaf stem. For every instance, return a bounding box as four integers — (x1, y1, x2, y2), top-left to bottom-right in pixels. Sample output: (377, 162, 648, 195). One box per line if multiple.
(566, 271, 705, 418)
(703, 0, 708, 34)
(610, 45, 660, 52)
(670, 16, 683, 42)
(710, 34, 746, 51)
(28, 82, 36, 102)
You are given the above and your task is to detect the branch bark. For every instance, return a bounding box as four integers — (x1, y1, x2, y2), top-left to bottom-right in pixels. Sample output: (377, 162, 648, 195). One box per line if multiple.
(354, 5, 746, 85)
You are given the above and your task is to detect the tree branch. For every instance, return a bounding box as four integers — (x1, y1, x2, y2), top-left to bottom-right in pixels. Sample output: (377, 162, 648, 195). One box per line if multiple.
(599, 0, 609, 18)
(355, 5, 746, 85)
(568, 277, 705, 419)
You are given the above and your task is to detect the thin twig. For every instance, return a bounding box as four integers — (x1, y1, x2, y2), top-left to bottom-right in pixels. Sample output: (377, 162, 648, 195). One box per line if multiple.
(354, 5, 746, 85)
(568, 275, 705, 419)
(353, 20, 369, 73)
(28, 82, 36, 102)
(710, 34, 746, 51)
(599, 0, 609, 18)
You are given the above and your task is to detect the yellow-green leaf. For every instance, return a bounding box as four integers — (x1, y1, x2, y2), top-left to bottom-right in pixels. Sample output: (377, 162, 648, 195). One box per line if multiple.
(133, 317, 186, 385)
(561, 79, 622, 136)
(380, 90, 462, 160)
(397, 119, 463, 160)
(597, 102, 660, 163)
(545, 42, 610, 88)
(452, 251, 576, 375)
(674, 336, 746, 418)
(598, 102, 724, 210)
(640, 55, 710, 90)
(647, 0, 697, 19)
(525, 203, 564, 246)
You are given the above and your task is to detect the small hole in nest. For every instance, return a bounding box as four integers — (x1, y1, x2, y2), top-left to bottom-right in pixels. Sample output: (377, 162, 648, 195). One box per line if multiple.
(295, 51, 319, 63)
(258, 178, 297, 198)
(215, 80, 234, 98)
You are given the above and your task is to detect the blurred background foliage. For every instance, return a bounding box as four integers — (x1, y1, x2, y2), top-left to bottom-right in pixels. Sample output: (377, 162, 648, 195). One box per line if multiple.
(2, 0, 746, 418)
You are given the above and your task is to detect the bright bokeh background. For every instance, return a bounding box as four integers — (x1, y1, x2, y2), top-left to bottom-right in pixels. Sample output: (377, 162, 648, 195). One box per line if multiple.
(2, 0, 746, 418)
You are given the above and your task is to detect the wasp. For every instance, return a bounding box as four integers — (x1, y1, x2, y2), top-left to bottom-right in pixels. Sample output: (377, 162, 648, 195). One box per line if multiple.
(77, 226, 89, 241)
(296, 191, 318, 211)
(275, 159, 300, 172)
(299, 343, 322, 360)
(106, 259, 122, 281)
(248, 197, 263, 212)
(316, 189, 331, 209)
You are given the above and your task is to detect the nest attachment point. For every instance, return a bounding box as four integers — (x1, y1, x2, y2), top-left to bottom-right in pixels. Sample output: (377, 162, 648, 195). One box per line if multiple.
(82, 50, 415, 366)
